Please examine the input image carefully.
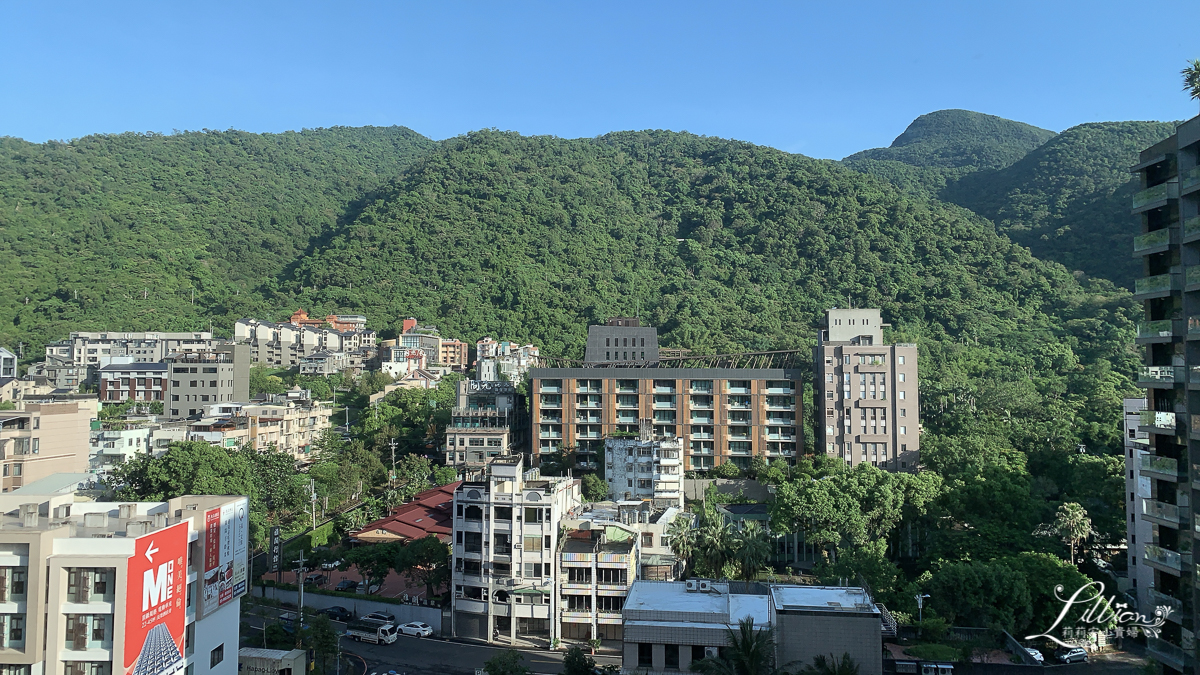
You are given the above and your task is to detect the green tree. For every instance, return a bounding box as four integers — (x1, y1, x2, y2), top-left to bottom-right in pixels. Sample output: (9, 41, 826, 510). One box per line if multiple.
(710, 462, 742, 479)
(734, 521, 772, 581)
(799, 653, 860, 675)
(697, 510, 734, 578)
(111, 441, 255, 501)
(926, 560, 1033, 633)
(1035, 502, 1094, 565)
(394, 535, 451, 598)
(432, 465, 459, 486)
(666, 513, 697, 577)
(690, 617, 782, 675)
(483, 649, 531, 675)
(1184, 59, 1200, 103)
(307, 614, 340, 672)
(562, 646, 595, 675)
(581, 474, 609, 502)
(250, 364, 287, 396)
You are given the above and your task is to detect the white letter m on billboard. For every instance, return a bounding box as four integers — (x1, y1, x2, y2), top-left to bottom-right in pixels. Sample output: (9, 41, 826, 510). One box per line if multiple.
(143, 562, 171, 612)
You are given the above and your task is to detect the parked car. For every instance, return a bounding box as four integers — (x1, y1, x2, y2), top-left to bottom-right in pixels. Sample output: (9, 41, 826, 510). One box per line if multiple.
(355, 582, 382, 595)
(334, 579, 359, 593)
(1056, 648, 1088, 664)
(398, 621, 433, 637)
(321, 559, 344, 571)
(304, 573, 327, 586)
(363, 612, 397, 626)
(318, 606, 354, 622)
(1024, 648, 1044, 664)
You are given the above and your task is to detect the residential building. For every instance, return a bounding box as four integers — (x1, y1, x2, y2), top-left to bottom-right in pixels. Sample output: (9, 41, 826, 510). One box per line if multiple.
(1130, 112, 1200, 675)
(584, 317, 659, 365)
(0, 347, 15, 379)
(562, 501, 685, 582)
(351, 482, 460, 545)
(603, 436, 683, 507)
(38, 331, 219, 387)
(528, 367, 801, 471)
(450, 456, 581, 644)
(186, 394, 332, 459)
(557, 522, 639, 642)
(476, 338, 540, 383)
(813, 307, 920, 471)
(298, 350, 349, 376)
(0, 398, 97, 493)
(165, 345, 250, 420)
(88, 425, 152, 481)
(98, 362, 168, 403)
(445, 380, 528, 470)
(0, 491, 247, 675)
(619, 581, 889, 675)
(440, 339, 470, 371)
(234, 316, 375, 368)
(287, 309, 367, 332)
(400, 321, 442, 366)
(1124, 398, 1154, 612)
(380, 347, 428, 380)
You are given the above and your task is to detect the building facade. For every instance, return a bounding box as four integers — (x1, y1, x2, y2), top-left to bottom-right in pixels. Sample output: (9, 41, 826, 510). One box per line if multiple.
(528, 369, 801, 471)
(0, 491, 247, 675)
(89, 426, 153, 481)
(450, 457, 581, 645)
(557, 523, 638, 642)
(603, 437, 683, 506)
(0, 398, 97, 493)
(445, 380, 527, 470)
(439, 339, 470, 370)
(813, 308, 920, 471)
(0, 347, 16, 379)
(1131, 113, 1200, 675)
(1123, 398, 1153, 612)
(98, 363, 168, 403)
(39, 331, 218, 386)
(475, 338, 540, 383)
(583, 318, 660, 365)
(165, 345, 250, 420)
(233, 318, 375, 369)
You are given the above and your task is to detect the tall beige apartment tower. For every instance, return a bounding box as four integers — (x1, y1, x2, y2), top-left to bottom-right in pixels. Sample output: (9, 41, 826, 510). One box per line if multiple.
(813, 308, 919, 471)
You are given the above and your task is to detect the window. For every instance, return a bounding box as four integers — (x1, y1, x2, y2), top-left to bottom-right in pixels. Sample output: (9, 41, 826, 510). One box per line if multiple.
(642, 532, 653, 547)
(544, 535, 551, 550)
(900, 426, 906, 435)
(639, 643, 653, 668)
(900, 408, 906, 417)
(210, 644, 225, 668)
(524, 507, 544, 523)
(524, 563, 543, 577)
(524, 536, 541, 551)
(899, 373, 906, 382)
(899, 391, 905, 400)
(898, 356, 905, 365)
(468, 438, 484, 447)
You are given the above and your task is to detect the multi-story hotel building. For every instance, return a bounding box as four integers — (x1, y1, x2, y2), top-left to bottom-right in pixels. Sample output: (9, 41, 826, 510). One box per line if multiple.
(813, 308, 919, 471)
(0, 490, 247, 675)
(98, 363, 168, 403)
(165, 346, 250, 420)
(37, 332, 219, 388)
(1131, 112, 1200, 675)
(450, 457, 581, 645)
(444, 380, 528, 471)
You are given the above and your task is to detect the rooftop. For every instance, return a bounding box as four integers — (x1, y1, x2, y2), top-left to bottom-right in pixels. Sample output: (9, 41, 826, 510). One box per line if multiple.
(351, 482, 460, 543)
(770, 585, 879, 614)
(98, 362, 169, 372)
(10, 473, 92, 495)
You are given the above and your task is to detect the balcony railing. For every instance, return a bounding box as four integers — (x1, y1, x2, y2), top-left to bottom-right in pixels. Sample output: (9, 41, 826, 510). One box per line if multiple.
(1133, 182, 1178, 209)
(1138, 320, 1176, 340)
(1140, 410, 1179, 430)
(1134, 228, 1173, 252)
(1136, 273, 1181, 296)
(1142, 498, 1187, 526)
(1182, 166, 1200, 192)
(1144, 544, 1183, 571)
(1188, 266, 1200, 288)
(1147, 636, 1188, 671)
(1147, 588, 1184, 617)
(1186, 216, 1200, 240)
(1141, 454, 1180, 478)
(1140, 366, 1185, 385)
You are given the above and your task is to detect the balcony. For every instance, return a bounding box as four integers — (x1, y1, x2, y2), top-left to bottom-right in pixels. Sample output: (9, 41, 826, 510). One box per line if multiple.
(1142, 498, 1187, 527)
(1140, 454, 1181, 481)
(691, 416, 714, 425)
(1139, 366, 1184, 387)
(1147, 588, 1183, 622)
(1140, 410, 1179, 433)
(1134, 227, 1175, 255)
(1138, 319, 1181, 343)
(1185, 216, 1200, 243)
(1135, 272, 1182, 300)
(539, 432, 563, 440)
(1144, 544, 1184, 573)
(1182, 166, 1200, 195)
(1133, 182, 1178, 212)
(1188, 266, 1200, 291)
(690, 432, 714, 440)
(1147, 636, 1189, 672)
(765, 433, 797, 441)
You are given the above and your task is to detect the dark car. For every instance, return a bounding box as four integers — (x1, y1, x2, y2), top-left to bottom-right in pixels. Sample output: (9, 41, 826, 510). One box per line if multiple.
(318, 606, 353, 622)
(363, 611, 397, 625)
(334, 579, 359, 593)
(304, 573, 327, 586)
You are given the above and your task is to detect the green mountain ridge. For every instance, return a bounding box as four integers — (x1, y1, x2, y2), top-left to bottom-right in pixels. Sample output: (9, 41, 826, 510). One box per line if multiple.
(843, 108, 1057, 170)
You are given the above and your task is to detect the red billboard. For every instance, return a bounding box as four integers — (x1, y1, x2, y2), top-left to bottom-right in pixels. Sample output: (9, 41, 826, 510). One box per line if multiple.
(201, 498, 248, 616)
(124, 520, 189, 675)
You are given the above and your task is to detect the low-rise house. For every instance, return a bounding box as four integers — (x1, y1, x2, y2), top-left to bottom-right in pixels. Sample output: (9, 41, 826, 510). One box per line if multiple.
(440, 338, 470, 370)
(351, 482, 460, 544)
(299, 350, 349, 376)
(475, 338, 540, 382)
(186, 394, 331, 459)
(381, 347, 428, 380)
(558, 522, 639, 643)
(88, 425, 152, 480)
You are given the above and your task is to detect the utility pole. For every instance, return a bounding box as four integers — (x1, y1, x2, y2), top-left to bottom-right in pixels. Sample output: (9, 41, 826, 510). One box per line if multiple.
(389, 438, 398, 488)
(295, 550, 307, 648)
(309, 480, 317, 531)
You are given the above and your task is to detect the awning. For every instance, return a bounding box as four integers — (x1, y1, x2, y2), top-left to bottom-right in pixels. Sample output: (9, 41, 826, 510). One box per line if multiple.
(511, 588, 551, 595)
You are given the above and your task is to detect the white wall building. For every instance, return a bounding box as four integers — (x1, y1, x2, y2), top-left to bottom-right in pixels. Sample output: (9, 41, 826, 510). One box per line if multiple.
(88, 426, 152, 481)
(1124, 398, 1154, 612)
(603, 437, 683, 507)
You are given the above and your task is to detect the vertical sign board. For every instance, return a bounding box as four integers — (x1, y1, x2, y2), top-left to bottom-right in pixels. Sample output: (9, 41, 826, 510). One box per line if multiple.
(124, 520, 189, 675)
(200, 497, 249, 616)
(269, 527, 282, 573)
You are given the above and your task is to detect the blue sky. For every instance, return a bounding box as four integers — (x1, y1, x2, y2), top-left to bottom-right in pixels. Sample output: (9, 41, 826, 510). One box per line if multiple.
(1, 1, 1197, 159)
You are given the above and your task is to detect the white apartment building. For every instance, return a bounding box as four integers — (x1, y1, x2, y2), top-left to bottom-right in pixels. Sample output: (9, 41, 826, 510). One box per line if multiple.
(475, 339, 540, 383)
(603, 437, 683, 507)
(450, 457, 581, 645)
(0, 491, 247, 675)
(88, 427, 152, 481)
(0, 347, 16, 380)
(187, 397, 331, 460)
(233, 319, 375, 369)
(1124, 398, 1155, 612)
(39, 332, 219, 387)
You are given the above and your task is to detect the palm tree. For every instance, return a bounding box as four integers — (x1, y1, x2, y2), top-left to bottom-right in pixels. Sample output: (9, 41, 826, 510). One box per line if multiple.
(1183, 59, 1200, 106)
(666, 512, 697, 577)
(799, 653, 859, 675)
(734, 521, 772, 581)
(698, 511, 734, 577)
(691, 617, 782, 675)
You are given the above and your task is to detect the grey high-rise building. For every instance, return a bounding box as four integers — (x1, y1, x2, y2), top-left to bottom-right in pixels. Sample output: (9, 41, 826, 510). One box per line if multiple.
(813, 308, 919, 471)
(1131, 112, 1200, 675)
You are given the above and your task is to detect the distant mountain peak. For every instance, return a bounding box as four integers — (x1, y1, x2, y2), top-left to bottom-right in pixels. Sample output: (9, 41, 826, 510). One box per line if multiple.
(843, 109, 1056, 171)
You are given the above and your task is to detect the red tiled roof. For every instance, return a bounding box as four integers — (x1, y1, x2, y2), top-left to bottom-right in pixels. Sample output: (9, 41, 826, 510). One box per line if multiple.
(351, 481, 461, 543)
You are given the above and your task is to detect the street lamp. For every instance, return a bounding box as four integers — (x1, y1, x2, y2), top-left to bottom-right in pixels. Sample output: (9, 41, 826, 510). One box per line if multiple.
(915, 594, 930, 623)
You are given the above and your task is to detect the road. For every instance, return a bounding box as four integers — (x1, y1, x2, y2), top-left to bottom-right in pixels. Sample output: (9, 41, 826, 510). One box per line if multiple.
(243, 612, 620, 675)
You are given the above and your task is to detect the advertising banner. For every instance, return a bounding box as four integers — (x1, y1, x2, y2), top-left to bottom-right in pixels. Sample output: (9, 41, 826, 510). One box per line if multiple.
(269, 527, 282, 573)
(124, 520, 189, 675)
(201, 497, 249, 616)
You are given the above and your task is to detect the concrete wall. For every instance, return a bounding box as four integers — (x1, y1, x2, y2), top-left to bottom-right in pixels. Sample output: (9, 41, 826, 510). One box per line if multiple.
(262, 587, 442, 635)
(683, 478, 772, 503)
(776, 611, 882, 675)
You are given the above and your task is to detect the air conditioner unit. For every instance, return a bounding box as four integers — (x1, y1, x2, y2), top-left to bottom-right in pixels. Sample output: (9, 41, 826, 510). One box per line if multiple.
(685, 579, 698, 592)
(705, 647, 719, 658)
(698, 580, 712, 592)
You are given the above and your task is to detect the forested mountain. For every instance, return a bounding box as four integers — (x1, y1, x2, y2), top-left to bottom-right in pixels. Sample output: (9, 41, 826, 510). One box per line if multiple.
(0, 126, 434, 351)
(842, 110, 1176, 288)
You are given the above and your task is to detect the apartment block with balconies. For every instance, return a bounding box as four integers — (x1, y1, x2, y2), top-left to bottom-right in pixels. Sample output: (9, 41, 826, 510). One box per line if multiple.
(1131, 113, 1200, 675)
(444, 380, 529, 469)
(813, 308, 919, 472)
(0, 398, 97, 493)
(450, 456, 581, 646)
(603, 437, 683, 507)
(528, 369, 801, 473)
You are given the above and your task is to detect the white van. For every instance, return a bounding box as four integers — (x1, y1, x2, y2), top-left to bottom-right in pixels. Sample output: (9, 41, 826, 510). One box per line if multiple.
(346, 619, 398, 644)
